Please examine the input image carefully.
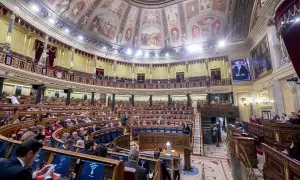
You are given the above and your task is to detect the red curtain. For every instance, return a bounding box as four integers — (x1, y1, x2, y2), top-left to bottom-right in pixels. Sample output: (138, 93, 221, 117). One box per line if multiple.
(275, 0, 300, 76)
(35, 39, 57, 67)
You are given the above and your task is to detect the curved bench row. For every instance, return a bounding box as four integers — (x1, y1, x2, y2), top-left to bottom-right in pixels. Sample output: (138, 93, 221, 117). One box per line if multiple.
(0, 135, 124, 180)
(132, 126, 192, 137)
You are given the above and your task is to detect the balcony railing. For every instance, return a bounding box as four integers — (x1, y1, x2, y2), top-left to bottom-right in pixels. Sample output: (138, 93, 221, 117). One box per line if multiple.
(0, 51, 232, 89)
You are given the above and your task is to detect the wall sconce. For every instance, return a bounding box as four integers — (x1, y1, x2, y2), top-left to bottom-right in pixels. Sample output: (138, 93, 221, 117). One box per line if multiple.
(241, 98, 248, 106)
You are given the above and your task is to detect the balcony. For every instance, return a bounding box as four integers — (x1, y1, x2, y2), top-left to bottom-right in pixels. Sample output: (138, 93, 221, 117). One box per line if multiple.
(0, 51, 232, 90)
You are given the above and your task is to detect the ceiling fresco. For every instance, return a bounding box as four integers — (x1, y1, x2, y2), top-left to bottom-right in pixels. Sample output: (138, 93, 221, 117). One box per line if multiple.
(38, 0, 230, 50)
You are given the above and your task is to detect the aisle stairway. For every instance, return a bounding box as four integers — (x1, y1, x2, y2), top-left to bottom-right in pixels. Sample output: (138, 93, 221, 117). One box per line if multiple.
(192, 107, 204, 155)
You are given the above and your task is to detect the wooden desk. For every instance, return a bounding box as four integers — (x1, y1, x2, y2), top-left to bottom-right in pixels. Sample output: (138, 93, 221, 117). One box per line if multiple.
(262, 143, 300, 180)
(138, 133, 190, 153)
(245, 121, 300, 150)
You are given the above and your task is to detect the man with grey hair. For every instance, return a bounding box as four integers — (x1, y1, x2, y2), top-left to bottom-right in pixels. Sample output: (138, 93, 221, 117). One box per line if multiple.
(125, 148, 147, 180)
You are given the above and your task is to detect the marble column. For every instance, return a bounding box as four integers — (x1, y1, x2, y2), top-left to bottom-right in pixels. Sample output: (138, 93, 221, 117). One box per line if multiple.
(91, 92, 95, 106)
(113, 61, 117, 79)
(70, 48, 75, 71)
(131, 94, 134, 106)
(186, 62, 190, 80)
(131, 64, 135, 84)
(149, 64, 153, 83)
(167, 64, 171, 84)
(291, 84, 299, 112)
(111, 94, 115, 112)
(0, 77, 5, 98)
(65, 89, 73, 106)
(267, 24, 281, 69)
(233, 92, 238, 106)
(186, 93, 191, 107)
(4, 13, 15, 53)
(149, 95, 153, 106)
(92, 56, 97, 79)
(273, 80, 285, 115)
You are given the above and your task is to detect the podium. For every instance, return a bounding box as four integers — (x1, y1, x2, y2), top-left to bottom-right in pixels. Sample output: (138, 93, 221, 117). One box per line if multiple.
(184, 148, 192, 171)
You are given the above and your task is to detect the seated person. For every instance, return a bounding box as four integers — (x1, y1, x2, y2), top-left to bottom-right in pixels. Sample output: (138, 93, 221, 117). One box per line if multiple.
(182, 122, 191, 134)
(94, 144, 108, 157)
(20, 131, 37, 142)
(79, 140, 95, 155)
(125, 148, 147, 180)
(284, 135, 300, 161)
(59, 139, 75, 151)
(71, 132, 82, 141)
(6, 94, 19, 104)
(154, 151, 171, 180)
(289, 112, 300, 124)
(76, 140, 85, 147)
(0, 140, 53, 180)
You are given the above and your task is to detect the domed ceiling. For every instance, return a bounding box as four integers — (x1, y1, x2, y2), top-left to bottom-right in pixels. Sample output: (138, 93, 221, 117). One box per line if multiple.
(39, 0, 228, 50)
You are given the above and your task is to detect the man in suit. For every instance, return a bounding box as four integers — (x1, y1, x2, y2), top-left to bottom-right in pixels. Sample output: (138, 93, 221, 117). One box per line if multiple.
(125, 148, 147, 180)
(79, 140, 95, 155)
(0, 140, 51, 180)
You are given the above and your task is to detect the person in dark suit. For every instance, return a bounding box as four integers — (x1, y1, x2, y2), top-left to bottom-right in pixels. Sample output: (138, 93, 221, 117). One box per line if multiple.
(78, 140, 95, 155)
(0, 140, 51, 180)
(125, 148, 147, 180)
(121, 113, 127, 126)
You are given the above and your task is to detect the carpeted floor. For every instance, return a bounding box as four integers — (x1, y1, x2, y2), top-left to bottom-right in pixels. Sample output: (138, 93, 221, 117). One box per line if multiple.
(181, 133, 233, 180)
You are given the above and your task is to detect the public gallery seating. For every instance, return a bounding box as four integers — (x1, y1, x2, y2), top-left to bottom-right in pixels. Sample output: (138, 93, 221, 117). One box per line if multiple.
(244, 120, 300, 150)
(231, 121, 300, 180)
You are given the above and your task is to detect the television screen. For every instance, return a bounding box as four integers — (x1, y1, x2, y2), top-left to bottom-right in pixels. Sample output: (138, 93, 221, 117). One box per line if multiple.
(251, 36, 272, 79)
(231, 58, 251, 81)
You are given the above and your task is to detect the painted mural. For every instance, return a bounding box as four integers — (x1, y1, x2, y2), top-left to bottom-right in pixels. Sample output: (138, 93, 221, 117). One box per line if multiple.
(40, 0, 229, 47)
(212, 0, 227, 13)
(251, 36, 272, 79)
(122, 7, 139, 45)
(101, 0, 127, 19)
(89, 13, 118, 39)
(165, 4, 182, 46)
(184, 0, 226, 43)
(140, 10, 163, 48)
(187, 0, 199, 20)
(85, 0, 128, 41)
(191, 16, 223, 41)
(61, 0, 95, 23)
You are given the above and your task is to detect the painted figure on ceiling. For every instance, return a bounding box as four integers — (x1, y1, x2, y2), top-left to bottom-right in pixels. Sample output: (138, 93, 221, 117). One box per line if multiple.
(212, 20, 221, 35)
(192, 25, 200, 39)
(56, 0, 71, 15)
(71, 1, 86, 17)
(171, 27, 180, 42)
(212, 0, 226, 12)
(187, 0, 199, 20)
(90, 13, 118, 39)
(125, 28, 133, 41)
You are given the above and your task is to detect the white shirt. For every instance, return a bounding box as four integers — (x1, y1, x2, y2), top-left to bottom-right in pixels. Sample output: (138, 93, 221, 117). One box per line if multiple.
(7, 95, 19, 104)
(17, 157, 38, 178)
